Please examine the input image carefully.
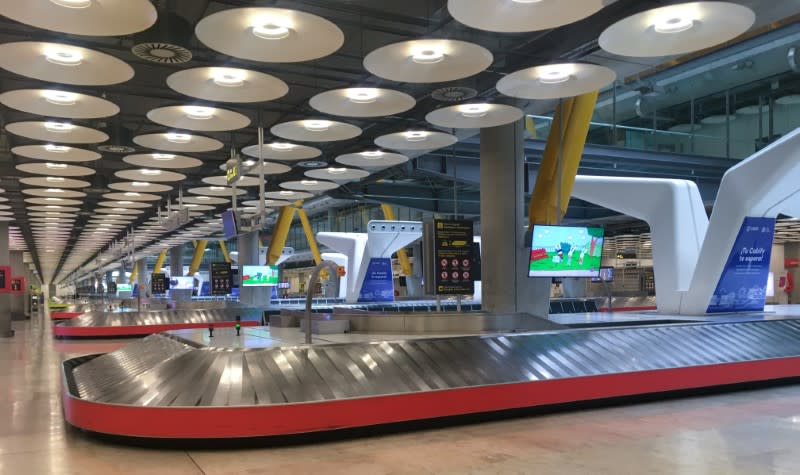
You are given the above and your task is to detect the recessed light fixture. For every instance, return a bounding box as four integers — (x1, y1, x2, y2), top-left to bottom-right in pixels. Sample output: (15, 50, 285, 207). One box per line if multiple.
(166, 133, 191, 143)
(326, 167, 347, 175)
(49, 0, 92, 8)
(44, 121, 74, 132)
(42, 90, 78, 106)
(345, 88, 379, 104)
(211, 68, 246, 87)
(538, 64, 574, 84)
(279, 190, 294, 196)
(209, 186, 226, 191)
(152, 153, 175, 161)
(511, 0, 544, 3)
(459, 103, 491, 118)
(45, 205, 61, 209)
(131, 181, 150, 187)
(184, 106, 215, 120)
(251, 17, 292, 40)
(116, 201, 134, 205)
(361, 151, 384, 158)
(45, 162, 68, 169)
(243, 160, 256, 166)
(44, 144, 70, 153)
(44, 197, 63, 202)
(403, 131, 429, 142)
(196, 196, 210, 201)
(270, 142, 296, 150)
(43, 46, 83, 66)
(300, 179, 319, 185)
(45, 188, 65, 193)
(46, 177, 65, 182)
(653, 15, 695, 34)
(123, 192, 141, 197)
(410, 45, 445, 64)
(139, 169, 162, 176)
(303, 120, 332, 132)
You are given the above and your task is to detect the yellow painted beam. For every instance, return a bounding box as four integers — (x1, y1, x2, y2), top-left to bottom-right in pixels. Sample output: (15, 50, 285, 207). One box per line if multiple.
(153, 250, 167, 274)
(524, 115, 537, 139)
(297, 207, 322, 265)
(529, 91, 598, 225)
(266, 203, 298, 265)
(219, 240, 231, 264)
(187, 240, 207, 275)
(129, 261, 138, 283)
(380, 204, 413, 276)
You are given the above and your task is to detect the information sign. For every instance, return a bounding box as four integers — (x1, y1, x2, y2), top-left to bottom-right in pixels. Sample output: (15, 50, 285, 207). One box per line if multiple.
(432, 220, 474, 295)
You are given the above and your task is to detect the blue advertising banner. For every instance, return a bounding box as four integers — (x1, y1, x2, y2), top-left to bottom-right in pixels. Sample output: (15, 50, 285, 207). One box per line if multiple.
(707, 216, 775, 313)
(358, 257, 395, 302)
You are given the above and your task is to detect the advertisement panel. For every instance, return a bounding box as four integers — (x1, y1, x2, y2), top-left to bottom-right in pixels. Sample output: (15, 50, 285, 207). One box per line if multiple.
(433, 220, 474, 295)
(707, 217, 775, 313)
(528, 225, 604, 278)
(169, 276, 194, 291)
(241, 265, 279, 287)
(357, 257, 394, 302)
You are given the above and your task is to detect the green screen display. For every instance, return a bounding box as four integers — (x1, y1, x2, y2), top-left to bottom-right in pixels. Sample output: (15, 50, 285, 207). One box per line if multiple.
(241, 265, 279, 287)
(116, 283, 133, 293)
(528, 225, 604, 278)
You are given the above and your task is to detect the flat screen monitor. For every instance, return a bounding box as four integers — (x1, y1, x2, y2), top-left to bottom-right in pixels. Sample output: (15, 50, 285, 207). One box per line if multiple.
(169, 276, 194, 290)
(116, 283, 132, 295)
(592, 267, 614, 282)
(528, 225, 604, 278)
(222, 210, 238, 239)
(241, 265, 279, 287)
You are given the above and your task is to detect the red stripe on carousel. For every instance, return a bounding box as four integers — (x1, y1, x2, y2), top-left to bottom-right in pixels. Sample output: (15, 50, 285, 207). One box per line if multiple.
(53, 320, 259, 337)
(51, 312, 84, 320)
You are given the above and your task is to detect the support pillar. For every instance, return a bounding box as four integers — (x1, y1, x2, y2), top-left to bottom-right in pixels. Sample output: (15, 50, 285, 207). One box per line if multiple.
(137, 259, 147, 300)
(479, 121, 550, 316)
(0, 223, 11, 336)
(239, 231, 269, 306)
(9, 251, 24, 320)
(170, 245, 184, 277)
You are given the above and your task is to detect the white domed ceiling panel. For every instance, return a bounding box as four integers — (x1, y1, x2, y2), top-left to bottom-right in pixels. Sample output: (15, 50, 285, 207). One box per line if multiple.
(122, 153, 202, 169)
(335, 151, 409, 169)
(496, 63, 616, 100)
(146, 105, 250, 132)
(167, 67, 289, 103)
(270, 120, 361, 143)
(426, 103, 524, 129)
(16, 162, 95, 177)
(374, 130, 458, 151)
(0, 89, 119, 119)
(279, 180, 339, 192)
(364, 39, 492, 83)
(20, 177, 90, 188)
(108, 181, 173, 193)
(0, 0, 157, 36)
(447, 0, 605, 32)
(133, 132, 224, 152)
(242, 143, 321, 161)
(6, 121, 109, 143)
(0, 42, 134, 86)
(309, 88, 415, 118)
(12, 145, 101, 163)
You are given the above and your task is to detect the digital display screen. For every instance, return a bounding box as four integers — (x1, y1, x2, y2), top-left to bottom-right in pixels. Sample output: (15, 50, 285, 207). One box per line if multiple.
(592, 267, 614, 282)
(222, 210, 238, 239)
(169, 276, 194, 290)
(528, 225, 604, 278)
(241, 265, 279, 287)
(116, 283, 133, 293)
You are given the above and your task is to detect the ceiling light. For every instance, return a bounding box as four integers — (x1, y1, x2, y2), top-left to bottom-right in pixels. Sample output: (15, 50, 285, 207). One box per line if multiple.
(116, 201, 133, 205)
(43, 46, 83, 66)
(300, 179, 319, 186)
(131, 181, 150, 187)
(653, 15, 695, 34)
(152, 153, 175, 161)
(197, 196, 210, 200)
(410, 45, 445, 64)
(44, 144, 70, 153)
(45, 205, 62, 209)
(243, 160, 256, 166)
(251, 18, 292, 40)
(361, 151, 385, 159)
(44, 217, 58, 221)
(49, 0, 92, 8)
(184, 106, 215, 120)
(111, 208, 127, 212)
(345, 88, 379, 104)
(45, 188, 64, 193)
(209, 186, 226, 191)
(303, 120, 332, 132)
(279, 190, 294, 196)
(166, 133, 191, 143)
(45, 162, 68, 169)
(212, 68, 246, 87)
(403, 131, 429, 142)
(42, 90, 78, 106)
(459, 103, 491, 118)
(46, 176, 65, 182)
(538, 64, 574, 84)
(44, 198, 63, 202)
(183, 203, 199, 208)
(140, 169, 162, 176)
(327, 167, 347, 175)
(270, 142, 296, 150)
(123, 192, 141, 197)
(44, 121, 74, 132)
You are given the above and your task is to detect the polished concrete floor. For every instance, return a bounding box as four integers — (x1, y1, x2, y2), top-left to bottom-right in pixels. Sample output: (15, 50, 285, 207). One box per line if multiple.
(3, 313, 800, 474)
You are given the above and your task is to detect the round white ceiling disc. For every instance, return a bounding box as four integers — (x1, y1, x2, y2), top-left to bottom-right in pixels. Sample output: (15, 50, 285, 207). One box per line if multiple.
(0, 217, 14, 222)
(133, 132, 224, 153)
(243, 162, 292, 176)
(304, 167, 369, 182)
(280, 180, 339, 192)
(364, 39, 493, 83)
(27, 205, 80, 212)
(16, 162, 95, 177)
(309, 88, 416, 118)
(6, 121, 109, 144)
(242, 143, 321, 161)
(0, 89, 119, 119)
(0, 211, 15, 217)
(122, 153, 202, 169)
(0, 204, 10, 210)
(23, 188, 86, 198)
(599, 2, 755, 58)
(146, 105, 251, 132)
(496, 63, 616, 100)
(0, 197, 7, 202)
(96, 208, 143, 215)
(0, 0, 156, 36)
(114, 169, 186, 182)
(188, 186, 246, 197)
(447, 0, 605, 33)
(108, 181, 173, 193)
(24, 196, 82, 205)
(166, 67, 289, 103)
(335, 151, 409, 169)
(20, 176, 89, 188)
(264, 190, 312, 200)
(12, 145, 101, 163)
(182, 196, 229, 205)
(96, 201, 151, 209)
(195, 7, 344, 63)
(242, 199, 292, 208)
(270, 120, 361, 143)
(173, 203, 215, 212)
(0, 42, 134, 86)
(202, 175, 261, 187)
(374, 130, 458, 151)
(426, 103, 524, 129)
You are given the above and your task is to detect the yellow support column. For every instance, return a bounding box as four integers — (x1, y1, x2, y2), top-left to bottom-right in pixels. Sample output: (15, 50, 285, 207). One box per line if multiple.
(380, 204, 413, 276)
(219, 240, 231, 264)
(153, 250, 167, 273)
(297, 207, 322, 265)
(187, 240, 207, 275)
(529, 91, 598, 225)
(129, 261, 139, 283)
(266, 204, 297, 265)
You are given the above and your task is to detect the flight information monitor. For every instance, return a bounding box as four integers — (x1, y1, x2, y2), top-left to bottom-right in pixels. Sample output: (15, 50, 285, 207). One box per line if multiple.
(528, 225, 604, 278)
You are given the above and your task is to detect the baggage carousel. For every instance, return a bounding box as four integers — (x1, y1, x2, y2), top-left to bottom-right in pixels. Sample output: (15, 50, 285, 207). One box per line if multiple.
(53, 308, 262, 337)
(62, 318, 800, 439)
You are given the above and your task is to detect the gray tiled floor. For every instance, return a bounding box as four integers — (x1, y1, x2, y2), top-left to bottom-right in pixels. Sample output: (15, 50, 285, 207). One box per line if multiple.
(2, 310, 800, 474)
